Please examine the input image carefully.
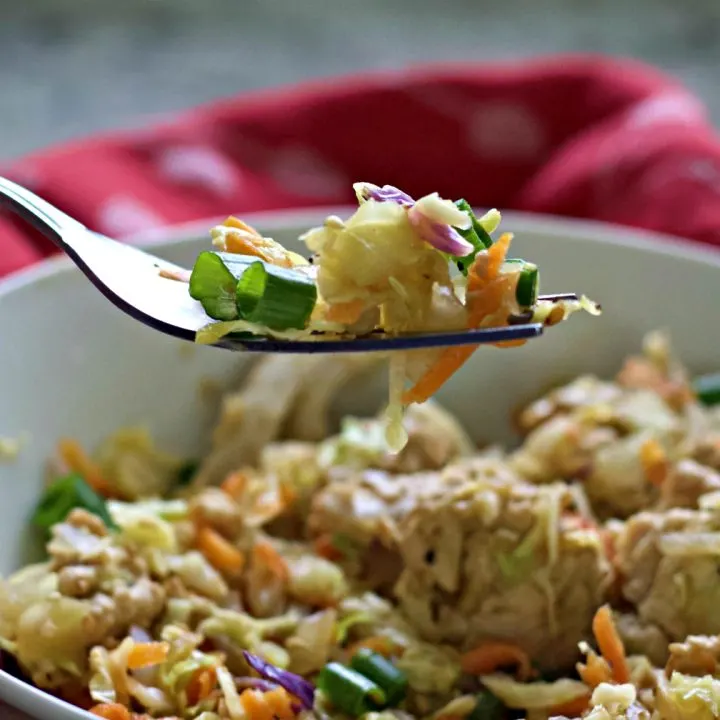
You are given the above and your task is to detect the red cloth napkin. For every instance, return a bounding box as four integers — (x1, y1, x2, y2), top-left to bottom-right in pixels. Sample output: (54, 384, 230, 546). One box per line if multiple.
(3, 54, 720, 279)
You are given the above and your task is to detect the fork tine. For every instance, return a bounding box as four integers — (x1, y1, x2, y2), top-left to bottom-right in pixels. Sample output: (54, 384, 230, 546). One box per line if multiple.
(220, 323, 544, 353)
(538, 293, 578, 302)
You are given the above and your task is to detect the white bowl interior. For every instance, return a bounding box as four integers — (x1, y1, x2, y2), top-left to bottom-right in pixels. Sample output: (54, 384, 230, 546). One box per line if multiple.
(0, 211, 719, 719)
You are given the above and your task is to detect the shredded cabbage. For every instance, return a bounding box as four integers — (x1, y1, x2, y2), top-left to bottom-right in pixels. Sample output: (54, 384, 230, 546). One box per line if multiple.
(479, 674, 589, 710)
(395, 642, 461, 695)
(655, 672, 720, 720)
(216, 665, 245, 720)
(111, 504, 178, 552)
(17, 596, 97, 676)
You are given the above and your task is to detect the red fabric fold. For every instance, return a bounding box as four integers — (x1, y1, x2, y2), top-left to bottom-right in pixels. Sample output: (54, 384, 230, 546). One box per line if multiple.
(2, 54, 720, 279)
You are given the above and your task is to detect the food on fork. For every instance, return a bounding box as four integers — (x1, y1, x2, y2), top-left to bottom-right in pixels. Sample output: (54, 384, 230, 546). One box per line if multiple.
(188, 182, 600, 448)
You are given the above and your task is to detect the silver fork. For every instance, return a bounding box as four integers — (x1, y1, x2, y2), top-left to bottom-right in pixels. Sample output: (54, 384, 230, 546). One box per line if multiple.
(0, 175, 554, 353)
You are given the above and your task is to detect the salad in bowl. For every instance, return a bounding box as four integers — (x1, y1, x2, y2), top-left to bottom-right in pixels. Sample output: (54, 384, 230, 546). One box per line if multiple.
(1, 333, 720, 720)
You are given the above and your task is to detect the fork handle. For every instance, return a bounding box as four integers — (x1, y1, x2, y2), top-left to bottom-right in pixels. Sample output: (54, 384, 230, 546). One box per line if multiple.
(0, 175, 86, 247)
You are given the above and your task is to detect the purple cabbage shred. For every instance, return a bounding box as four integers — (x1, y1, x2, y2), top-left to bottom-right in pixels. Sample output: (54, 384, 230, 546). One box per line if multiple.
(359, 183, 415, 206)
(243, 650, 315, 710)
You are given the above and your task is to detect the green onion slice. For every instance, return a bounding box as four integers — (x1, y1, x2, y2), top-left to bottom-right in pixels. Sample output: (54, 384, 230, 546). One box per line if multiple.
(453, 199, 494, 275)
(694, 372, 720, 407)
(468, 690, 505, 720)
(189, 251, 241, 321)
(502, 258, 540, 308)
(190, 251, 317, 330)
(350, 648, 408, 706)
(318, 662, 386, 716)
(32, 473, 117, 531)
(235, 260, 317, 330)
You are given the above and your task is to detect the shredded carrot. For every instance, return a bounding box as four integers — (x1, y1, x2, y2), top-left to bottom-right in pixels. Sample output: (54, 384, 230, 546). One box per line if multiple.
(263, 687, 295, 720)
(58, 438, 114, 497)
(279, 483, 298, 508)
(483, 232, 513, 279)
(325, 299, 366, 325)
(186, 666, 217, 706)
(460, 641, 533, 680)
(127, 641, 170, 670)
(592, 605, 630, 684)
(224, 216, 263, 236)
(548, 693, 592, 717)
(402, 234, 513, 405)
(220, 470, 248, 499)
(402, 277, 514, 404)
(240, 689, 274, 720)
(221, 216, 298, 268)
(640, 438, 669, 487)
(347, 636, 396, 658)
(314, 533, 344, 562)
(253, 541, 289, 582)
(577, 649, 612, 689)
(465, 233, 513, 325)
(197, 527, 246, 575)
(224, 232, 277, 263)
(494, 338, 528, 349)
(89, 704, 131, 720)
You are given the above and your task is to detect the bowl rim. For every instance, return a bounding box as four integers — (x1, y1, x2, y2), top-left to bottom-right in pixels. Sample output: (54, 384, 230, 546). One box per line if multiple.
(1, 208, 719, 719)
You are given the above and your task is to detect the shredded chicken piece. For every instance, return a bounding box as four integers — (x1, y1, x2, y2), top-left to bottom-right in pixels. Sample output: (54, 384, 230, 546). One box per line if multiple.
(656, 459, 720, 510)
(616, 508, 720, 659)
(616, 613, 670, 668)
(394, 477, 609, 672)
(666, 634, 720, 678)
(111, 576, 166, 629)
(193, 354, 380, 488)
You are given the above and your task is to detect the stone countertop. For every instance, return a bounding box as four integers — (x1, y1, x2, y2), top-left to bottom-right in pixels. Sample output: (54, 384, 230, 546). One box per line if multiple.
(2, 0, 720, 160)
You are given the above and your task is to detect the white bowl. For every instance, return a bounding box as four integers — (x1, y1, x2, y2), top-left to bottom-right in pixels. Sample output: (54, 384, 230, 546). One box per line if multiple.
(0, 210, 719, 719)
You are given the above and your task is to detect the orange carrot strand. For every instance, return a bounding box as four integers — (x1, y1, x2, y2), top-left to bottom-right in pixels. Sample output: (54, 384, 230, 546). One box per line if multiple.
(127, 642, 169, 670)
(186, 667, 217, 706)
(314, 534, 344, 562)
(264, 687, 295, 720)
(402, 234, 515, 405)
(253, 541, 289, 582)
(640, 438, 668, 487)
(592, 605, 630, 684)
(58, 438, 114, 497)
(89, 704, 131, 720)
(240, 689, 274, 720)
(223, 216, 262, 236)
(220, 471, 248, 499)
(548, 693, 592, 717)
(577, 649, 613, 689)
(460, 642, 533, 680)
(196, 527, 246, 575)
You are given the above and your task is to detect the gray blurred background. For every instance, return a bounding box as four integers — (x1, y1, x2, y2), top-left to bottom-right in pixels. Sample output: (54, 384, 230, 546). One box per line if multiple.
(3, 0, 720, 159)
